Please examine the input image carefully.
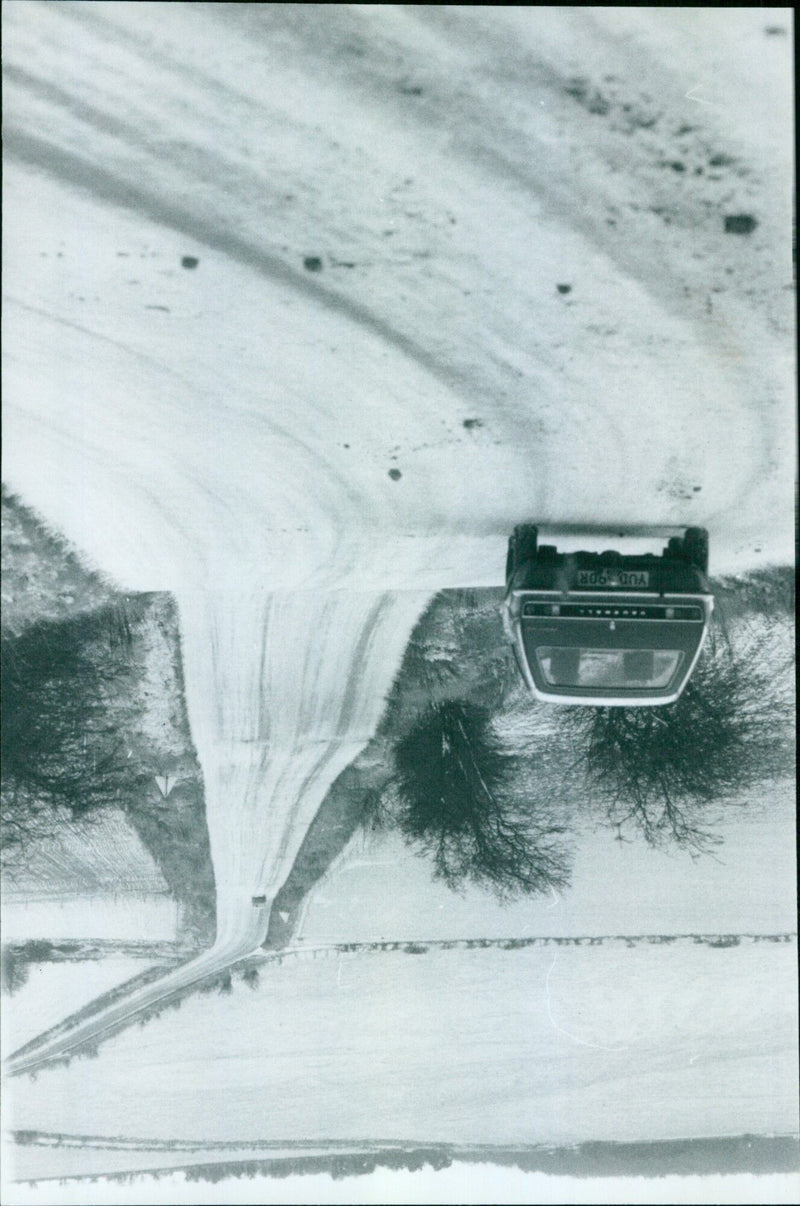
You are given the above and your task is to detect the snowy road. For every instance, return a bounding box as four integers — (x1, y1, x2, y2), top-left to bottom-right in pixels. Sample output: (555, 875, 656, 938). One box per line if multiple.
(2, 3, 795, 1083)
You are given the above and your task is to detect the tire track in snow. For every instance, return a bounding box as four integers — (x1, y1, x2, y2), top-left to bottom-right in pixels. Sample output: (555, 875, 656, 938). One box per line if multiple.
(3, 128, 475, 405)
(3, 6, 793, 1076)
(5, 589, 436, 1075)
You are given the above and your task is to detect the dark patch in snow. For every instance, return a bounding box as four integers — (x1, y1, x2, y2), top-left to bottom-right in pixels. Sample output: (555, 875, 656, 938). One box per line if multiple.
(145, 304, 170, 312)
(556, 283, 572, 295)
(388, 468, 402, 481)
(563, 78, 610, 116)
(303, 255, 323, 272)
(462, 418, 483, 430)
(398, 83, 424, 96)
(724, 214, 758, 235)
(181, 256, 199, 269)
(764, 25, 787, 36)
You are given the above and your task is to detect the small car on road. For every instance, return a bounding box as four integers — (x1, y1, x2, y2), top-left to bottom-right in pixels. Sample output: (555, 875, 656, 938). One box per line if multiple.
(502, 526, 714, 706)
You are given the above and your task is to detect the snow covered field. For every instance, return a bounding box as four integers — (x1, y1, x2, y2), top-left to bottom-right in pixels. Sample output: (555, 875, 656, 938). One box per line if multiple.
(294, 784, 798, 946)
(8, 940, 797, 1147)
(1, 895, 178, 945)
(2, 957, 163, 1053)
(1, 3, 796, 1199)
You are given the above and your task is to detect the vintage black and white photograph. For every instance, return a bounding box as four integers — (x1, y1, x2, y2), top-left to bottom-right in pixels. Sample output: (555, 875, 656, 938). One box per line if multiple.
(1, 5, 797, 1204)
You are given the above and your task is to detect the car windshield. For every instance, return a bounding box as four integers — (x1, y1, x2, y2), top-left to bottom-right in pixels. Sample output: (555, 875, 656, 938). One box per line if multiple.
(536, 647, 682, 690)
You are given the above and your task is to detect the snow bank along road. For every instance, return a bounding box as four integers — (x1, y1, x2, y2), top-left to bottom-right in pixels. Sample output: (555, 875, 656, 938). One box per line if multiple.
(2, 6, 795, 1066)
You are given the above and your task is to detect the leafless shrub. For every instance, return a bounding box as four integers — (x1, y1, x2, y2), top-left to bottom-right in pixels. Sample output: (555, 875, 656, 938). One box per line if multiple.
(561, 627, 794, 852)
(241, 966, 260, 989)
(379, 700, 571, 899)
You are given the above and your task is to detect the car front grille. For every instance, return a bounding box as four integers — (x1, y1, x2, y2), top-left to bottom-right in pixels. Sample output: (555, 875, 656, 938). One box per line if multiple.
(522, 602, 704, 621)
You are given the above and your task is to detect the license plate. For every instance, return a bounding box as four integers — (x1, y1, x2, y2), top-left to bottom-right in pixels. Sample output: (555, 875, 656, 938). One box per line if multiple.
(576, 570, 650, 588)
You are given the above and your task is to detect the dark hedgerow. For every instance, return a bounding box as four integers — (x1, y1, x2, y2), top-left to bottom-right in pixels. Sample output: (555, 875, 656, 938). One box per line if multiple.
(0, 595, 217, 940)
(381, 699, 571, 899)
(0, 602, 148, 857)
(560, 627, 794, 853)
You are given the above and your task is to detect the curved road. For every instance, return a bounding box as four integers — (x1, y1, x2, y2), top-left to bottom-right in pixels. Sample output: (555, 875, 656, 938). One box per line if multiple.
(2, 5, 794, 1071)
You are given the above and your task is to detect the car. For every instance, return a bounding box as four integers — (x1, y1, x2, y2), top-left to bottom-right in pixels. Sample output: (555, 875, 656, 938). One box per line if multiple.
(502, 526, 714, 706)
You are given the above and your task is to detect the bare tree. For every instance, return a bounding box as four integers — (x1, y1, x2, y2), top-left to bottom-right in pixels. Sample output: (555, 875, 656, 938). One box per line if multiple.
(561, 626, 794, 853)
(378, 700, 571, 899)
(0, 947, 31, 995)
